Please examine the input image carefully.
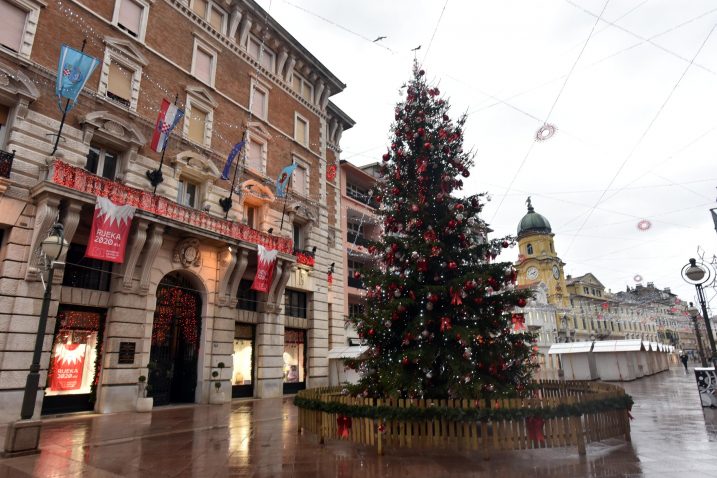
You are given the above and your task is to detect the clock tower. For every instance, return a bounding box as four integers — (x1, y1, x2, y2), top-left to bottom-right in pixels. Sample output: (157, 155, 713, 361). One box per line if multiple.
(515, 198, 569, 308)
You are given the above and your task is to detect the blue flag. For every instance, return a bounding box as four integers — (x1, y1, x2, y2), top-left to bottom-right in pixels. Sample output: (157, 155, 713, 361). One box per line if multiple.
(56, 45, 100, 112)
(221, 140, 246, 180)
(276, 164, 297, 198)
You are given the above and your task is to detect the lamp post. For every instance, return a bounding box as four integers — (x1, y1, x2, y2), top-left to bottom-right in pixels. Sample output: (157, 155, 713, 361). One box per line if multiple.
(3, 223, 67, 457)
(21, 223, 67, 419)
(681, 258, 717, 368)
(688, 303, 708, 367)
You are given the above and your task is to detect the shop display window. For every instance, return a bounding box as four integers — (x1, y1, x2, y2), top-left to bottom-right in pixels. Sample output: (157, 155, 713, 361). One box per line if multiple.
(232, 324, 253, 386)
(46, 310, 102, 396)
(283, 329, 306, 383)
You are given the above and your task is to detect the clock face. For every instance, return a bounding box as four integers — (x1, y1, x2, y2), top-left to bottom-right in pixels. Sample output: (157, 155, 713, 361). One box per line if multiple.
(526, 267, 539, 280)
(552, 265, 560, 279)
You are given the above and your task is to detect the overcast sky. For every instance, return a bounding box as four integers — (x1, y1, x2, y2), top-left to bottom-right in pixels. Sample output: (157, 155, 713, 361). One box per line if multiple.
(256, 0, 717, 306)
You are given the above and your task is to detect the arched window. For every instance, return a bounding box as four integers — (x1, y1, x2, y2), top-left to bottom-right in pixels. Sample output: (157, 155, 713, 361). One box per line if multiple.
(550, 242, 554, 253)
(527, 243, 533, 255)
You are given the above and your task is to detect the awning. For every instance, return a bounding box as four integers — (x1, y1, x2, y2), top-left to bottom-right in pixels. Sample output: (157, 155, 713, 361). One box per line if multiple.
(327, 345, 368, 359)
(547, 341, 594, 354)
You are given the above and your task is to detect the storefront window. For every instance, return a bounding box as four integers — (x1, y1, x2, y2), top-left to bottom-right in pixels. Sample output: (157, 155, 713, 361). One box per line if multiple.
(232, 324, 253, 386)
(45, 310, 102, 397)
(283, 329, 306, 383)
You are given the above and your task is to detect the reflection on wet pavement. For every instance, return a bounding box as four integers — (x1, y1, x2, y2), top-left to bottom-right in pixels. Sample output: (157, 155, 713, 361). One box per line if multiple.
(1, 366, 716, 477)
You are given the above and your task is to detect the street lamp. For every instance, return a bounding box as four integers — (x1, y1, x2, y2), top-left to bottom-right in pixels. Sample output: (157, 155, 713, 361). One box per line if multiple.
(4, 223, 67, 456)
(20, 223, 67, 419)
(681, 258, 717, 368)
(688, 303, 708, 367)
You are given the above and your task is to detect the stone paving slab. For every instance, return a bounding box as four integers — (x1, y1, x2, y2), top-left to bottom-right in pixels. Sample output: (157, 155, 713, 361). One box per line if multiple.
(1, 366, 715, 477)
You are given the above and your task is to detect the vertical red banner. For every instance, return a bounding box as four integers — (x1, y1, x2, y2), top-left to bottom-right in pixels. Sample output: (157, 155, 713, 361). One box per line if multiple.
(251, 245, 278, 293)
(49, 343, 86, 391)
(85, 197, 136, 263)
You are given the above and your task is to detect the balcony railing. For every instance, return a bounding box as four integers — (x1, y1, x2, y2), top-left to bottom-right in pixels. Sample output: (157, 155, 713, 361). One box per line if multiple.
(0, 150, 14, 179)
(294, 248, 315, 267)
(346, 189, 379, 208)
(50, 160, 294, 254)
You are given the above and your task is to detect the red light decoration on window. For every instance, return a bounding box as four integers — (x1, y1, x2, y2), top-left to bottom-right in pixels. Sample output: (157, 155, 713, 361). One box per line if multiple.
(326, 164, 337, 182)
(296, 251, 315, 267)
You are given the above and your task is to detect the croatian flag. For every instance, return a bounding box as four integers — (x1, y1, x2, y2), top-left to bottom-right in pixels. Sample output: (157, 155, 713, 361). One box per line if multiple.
(221, 140, 246, 180)
(150, 99, 184, 153)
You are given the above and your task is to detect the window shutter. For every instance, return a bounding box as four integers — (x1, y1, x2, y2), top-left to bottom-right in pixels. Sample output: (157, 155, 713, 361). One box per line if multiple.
(302, 82, 312, 102)
(0, 105, 8, 125)
(293, 166, 306, 195)
(118, 0, 143, 36)
(295, 117, 307, 145)
(194, 48, 213, 84)
(0, 1, 26, 52)
(107, 62, 132, 103)
(251, 88, 266, 118)
(247, 140, 262, 171)
(208, 6, 223, 31)
(192, 0, 207, 17)
(188, 108, 207, 144)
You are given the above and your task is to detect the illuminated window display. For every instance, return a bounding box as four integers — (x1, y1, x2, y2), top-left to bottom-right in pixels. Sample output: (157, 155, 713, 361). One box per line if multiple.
(45, 310, 103, 397)
(232, 324, 253, 386)
(283, 329, 306, 384)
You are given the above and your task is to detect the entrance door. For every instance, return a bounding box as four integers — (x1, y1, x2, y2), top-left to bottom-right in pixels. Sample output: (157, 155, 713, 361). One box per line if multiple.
(149, 273, 202, 406)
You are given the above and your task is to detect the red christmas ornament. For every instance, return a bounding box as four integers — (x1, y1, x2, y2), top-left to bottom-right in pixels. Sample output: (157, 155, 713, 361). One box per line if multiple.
(423, 142, 432, 150)
(428, 293, 439, 303)
(502, 241, 509, 248)
(517, 297, 527, 308)
(391, 187, 400, 196)
(411, 204, 420, 212)
(455, 203, 464, 211)
(353, 271, 361, 279)
(448, 261, 457, 270)
(368, 328, 375, 336)
(461, 170, 470, 178)
(440, 317, 452, 332)
(417, 258, 428, 272)
(418, 69, 425, 76)
(431, 246, 442, 257)
(448, 219, 457, 229)
(402, 356, 410, 365)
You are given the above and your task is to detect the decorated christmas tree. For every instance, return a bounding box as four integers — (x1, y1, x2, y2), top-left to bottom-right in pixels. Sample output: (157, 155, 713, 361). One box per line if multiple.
(347, 63, 537, 400)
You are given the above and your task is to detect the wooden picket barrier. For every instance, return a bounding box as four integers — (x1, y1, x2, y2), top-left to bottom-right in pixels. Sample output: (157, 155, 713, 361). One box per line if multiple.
(295, 380, 631, 456)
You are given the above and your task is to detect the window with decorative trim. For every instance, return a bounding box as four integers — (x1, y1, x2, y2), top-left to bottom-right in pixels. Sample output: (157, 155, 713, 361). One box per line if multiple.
(177, 177, 199, 208)
(192, 40, 217, 87)
(237, 278, 257, 311)
(243, 204, 256, 228)
(99, 40, 146, 110)
(292, 222, 304, 250)
(250, 82, 268, 120)
(294, 113, 308, 147)
(190, 0, 226, 33)
(112, 0, 149, 41)
(85, 145, 119, 181)
(284, 289, 307, 318)
(0, 0, 42, 58)
(526, 243, 533, 255)
(245, 138, 264, 173)
(292, 163, 307, 197)
(184, 98, 213, 147)
(247, 36, 275, 73)
(292, 72, 313, 103)
(0, 105, 8, 149)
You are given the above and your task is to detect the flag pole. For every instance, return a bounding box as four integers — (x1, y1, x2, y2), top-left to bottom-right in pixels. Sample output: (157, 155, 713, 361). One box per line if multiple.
(147, 93, 179, 194)
(220, 127, 247, 219)
(51, 39, 86, 156)
(278, 161, 294, 233)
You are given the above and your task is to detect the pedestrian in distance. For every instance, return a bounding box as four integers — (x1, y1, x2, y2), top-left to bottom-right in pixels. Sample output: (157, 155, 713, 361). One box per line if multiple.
(680, 352, 689, 373)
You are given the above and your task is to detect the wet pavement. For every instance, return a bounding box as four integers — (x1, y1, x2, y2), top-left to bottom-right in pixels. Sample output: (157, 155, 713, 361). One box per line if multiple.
(1, 366, 716, 477)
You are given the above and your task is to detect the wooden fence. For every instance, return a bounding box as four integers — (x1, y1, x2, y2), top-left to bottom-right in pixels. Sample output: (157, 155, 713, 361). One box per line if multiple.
(296, 380, 631, 456)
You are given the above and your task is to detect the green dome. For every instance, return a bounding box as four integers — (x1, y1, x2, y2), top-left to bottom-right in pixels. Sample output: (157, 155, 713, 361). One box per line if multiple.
(517, 198, 551, 237)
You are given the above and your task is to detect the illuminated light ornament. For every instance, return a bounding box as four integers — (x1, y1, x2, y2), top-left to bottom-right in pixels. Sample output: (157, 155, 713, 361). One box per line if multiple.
(535, 123, 556, 142)
(633, 274, 643, 282)
(637, 219, 651, 231)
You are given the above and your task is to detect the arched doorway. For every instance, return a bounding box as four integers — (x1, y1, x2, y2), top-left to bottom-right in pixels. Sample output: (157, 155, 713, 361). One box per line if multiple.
(149, 273, 202, 406)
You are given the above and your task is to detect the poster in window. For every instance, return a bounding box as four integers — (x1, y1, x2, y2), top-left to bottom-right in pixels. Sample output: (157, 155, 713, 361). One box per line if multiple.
(49, 343, 86, 391)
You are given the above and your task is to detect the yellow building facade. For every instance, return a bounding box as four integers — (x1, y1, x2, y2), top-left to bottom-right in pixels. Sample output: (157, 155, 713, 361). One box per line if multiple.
(515, 198, 570, 309)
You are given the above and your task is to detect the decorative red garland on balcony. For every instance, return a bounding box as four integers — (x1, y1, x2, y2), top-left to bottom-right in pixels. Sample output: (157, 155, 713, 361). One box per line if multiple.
(296, 251, 315, 267)
(51, 161, 293, 255)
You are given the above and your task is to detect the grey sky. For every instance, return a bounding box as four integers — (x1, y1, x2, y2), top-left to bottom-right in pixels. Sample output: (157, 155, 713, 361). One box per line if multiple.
(256, 0, 717, 305)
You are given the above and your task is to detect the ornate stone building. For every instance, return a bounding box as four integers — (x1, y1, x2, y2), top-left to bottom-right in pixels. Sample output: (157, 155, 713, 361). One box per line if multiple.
(0, 0, 353, 422)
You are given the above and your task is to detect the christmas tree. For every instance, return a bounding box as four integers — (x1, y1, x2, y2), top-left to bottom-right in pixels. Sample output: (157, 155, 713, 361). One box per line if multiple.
(347, 63, 537, 400)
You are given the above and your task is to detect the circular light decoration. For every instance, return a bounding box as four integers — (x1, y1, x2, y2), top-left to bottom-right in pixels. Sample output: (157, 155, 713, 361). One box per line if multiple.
(633, 274, 643, 282)
(637, 219, 651, 231)
(535, 123, 556, 142)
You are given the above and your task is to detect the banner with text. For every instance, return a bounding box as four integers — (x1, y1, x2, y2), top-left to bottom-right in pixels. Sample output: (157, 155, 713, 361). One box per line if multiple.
(251, 245, 278, 293)
(85, 197, 136, 263)
(50, 343, 86, 391)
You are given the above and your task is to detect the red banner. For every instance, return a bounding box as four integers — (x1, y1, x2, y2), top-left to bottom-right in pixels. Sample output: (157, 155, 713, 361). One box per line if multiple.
(251, 245, 278, 293)
(49, 343, 86, 391)
(85, 197, 136, 263)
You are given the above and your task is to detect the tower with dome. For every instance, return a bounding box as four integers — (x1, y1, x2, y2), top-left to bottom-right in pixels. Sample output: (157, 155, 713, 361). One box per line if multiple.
(515, 198, 570, 308)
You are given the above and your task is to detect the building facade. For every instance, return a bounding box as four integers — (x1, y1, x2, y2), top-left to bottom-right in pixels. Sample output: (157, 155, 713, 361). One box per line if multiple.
(0, 0, 353, 423)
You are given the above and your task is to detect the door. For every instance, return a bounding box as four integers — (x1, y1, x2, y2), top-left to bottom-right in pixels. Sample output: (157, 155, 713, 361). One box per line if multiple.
(149, 273, 202, 406)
